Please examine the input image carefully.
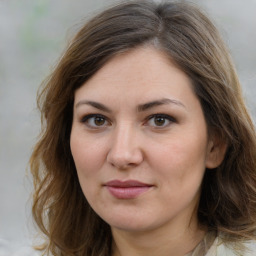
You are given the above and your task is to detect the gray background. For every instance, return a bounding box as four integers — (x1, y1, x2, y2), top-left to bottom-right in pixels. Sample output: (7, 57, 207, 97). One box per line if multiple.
(0, 0, 255, 253)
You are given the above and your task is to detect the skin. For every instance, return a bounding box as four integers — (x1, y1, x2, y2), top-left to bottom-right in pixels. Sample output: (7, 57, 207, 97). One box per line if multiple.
(70, 47, 225, 256)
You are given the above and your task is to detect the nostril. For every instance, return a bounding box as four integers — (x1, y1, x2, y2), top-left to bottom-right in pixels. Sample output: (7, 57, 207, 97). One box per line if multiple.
(107, 149, 143, 169)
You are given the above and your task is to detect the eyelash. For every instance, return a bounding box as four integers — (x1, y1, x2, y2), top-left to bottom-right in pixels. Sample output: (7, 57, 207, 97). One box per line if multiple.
(145, 114, 176, 128)
(81, 114, 110, 129)
(80, 113, 176, 129)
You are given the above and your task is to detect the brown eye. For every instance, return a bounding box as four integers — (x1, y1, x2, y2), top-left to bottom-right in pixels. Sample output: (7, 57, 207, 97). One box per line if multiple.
(147, 114, 176, 128)
(154, 116, 166, 126)
(94, 116, 106, 126)
(81, 114, 110, 128)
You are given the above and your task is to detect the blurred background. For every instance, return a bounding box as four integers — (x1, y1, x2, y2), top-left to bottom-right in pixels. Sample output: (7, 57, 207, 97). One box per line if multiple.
(0, 0, 255, 254)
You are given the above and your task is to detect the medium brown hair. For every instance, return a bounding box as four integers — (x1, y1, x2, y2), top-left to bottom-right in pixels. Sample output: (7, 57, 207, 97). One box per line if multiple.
(30, 1, 256, 255)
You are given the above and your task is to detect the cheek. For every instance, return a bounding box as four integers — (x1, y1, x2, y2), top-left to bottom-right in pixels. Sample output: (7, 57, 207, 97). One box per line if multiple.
(149, 140, 207, 213)
(70, 131, 108, 206)
(70, 131, 107, 178)
(148, 134, 208, 186)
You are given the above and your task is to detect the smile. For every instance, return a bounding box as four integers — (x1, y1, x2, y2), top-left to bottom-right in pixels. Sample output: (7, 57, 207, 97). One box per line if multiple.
(104, 180, 153, 199)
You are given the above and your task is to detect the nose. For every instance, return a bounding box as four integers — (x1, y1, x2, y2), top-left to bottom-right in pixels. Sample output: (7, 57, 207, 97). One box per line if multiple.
(107, 124, 144, 170)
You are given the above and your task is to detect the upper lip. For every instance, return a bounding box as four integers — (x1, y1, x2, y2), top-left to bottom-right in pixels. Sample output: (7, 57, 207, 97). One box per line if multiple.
(104, 180, 152, 188)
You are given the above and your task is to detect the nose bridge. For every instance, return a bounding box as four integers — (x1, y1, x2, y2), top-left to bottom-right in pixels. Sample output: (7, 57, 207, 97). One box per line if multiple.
(107, 122, 143, 168)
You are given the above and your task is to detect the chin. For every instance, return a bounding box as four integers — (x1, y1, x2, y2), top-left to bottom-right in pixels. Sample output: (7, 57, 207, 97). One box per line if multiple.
(102, 214, 162, 233)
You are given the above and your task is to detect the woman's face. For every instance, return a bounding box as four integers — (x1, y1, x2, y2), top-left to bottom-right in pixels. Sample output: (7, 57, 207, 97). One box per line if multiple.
(70, 47, 216, 234)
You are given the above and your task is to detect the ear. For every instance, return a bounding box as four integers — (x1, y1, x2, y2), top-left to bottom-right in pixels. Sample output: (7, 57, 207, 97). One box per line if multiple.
(205, 131, 228, 169)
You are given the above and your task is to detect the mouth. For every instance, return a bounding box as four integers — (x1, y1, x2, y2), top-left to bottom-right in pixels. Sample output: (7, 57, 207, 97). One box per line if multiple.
(104, 180, 153, 199)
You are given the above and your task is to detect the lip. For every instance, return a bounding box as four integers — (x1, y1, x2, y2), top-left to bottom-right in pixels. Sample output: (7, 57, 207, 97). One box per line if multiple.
(104, 180, 153, 199)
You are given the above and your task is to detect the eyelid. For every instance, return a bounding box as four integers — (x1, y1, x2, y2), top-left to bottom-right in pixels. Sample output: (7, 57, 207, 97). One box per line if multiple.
(79, 113, 176, 129)
(144, 113, 176, 128)
(146, 113, 176, 121)
(80, 114, 111, 128)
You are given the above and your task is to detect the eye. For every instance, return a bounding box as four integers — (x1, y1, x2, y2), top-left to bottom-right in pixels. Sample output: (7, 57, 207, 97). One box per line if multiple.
(81, 114, 110, 128)
(146, 114, 176, 128)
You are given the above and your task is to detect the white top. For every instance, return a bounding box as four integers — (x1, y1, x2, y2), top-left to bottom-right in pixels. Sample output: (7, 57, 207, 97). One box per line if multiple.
(186, 232, 256, 256)
(206, 236, 256, 256)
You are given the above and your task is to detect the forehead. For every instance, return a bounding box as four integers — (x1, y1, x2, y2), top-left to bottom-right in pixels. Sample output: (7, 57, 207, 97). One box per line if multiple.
(75, 47, 195, 102)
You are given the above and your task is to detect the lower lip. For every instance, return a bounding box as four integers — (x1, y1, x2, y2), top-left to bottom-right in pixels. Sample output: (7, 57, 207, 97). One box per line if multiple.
(106, 186, 151, 199)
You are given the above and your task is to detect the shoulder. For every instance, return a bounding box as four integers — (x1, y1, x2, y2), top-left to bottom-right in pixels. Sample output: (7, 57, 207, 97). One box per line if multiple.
(217, 239, 256, 256)
(206, 236, 256, 256)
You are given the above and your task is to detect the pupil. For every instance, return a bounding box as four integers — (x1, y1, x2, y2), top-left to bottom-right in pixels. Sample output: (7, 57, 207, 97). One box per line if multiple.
(95, 117, 105, 126)
(155, 117, 165, 126)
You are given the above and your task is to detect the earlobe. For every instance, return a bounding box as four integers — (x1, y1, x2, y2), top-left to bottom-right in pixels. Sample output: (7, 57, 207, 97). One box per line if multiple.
(205, 134, 228, 169)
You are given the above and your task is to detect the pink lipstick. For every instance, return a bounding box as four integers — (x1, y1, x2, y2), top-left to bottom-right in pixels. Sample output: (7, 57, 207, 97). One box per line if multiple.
(104, 180, 152, 199)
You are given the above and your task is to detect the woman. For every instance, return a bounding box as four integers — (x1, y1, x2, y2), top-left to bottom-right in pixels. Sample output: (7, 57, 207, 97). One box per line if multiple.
(30, 1, 256, 255)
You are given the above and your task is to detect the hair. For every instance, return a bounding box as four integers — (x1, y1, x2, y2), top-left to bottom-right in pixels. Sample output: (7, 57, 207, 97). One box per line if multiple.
(30, 0, 256, 255)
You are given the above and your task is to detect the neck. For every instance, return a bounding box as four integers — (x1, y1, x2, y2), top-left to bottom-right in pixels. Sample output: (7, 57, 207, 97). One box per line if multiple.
(111, 219, 207, 256)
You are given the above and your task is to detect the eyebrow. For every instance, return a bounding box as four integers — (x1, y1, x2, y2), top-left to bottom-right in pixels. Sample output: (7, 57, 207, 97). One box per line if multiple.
(75, 100, 112, 113)
(137, 98, 186, 112)
(75, 98, 185, 113)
